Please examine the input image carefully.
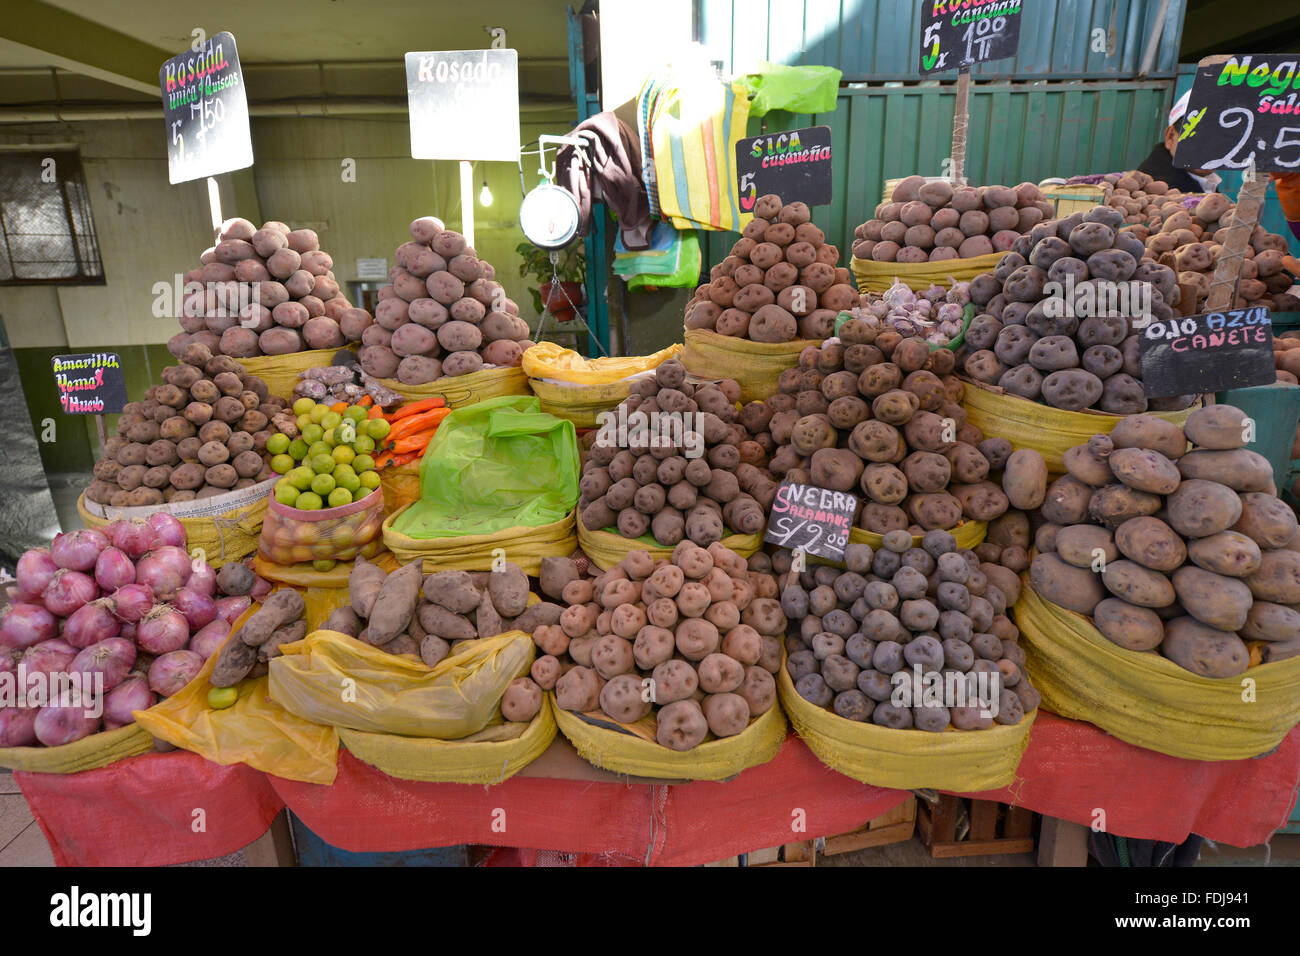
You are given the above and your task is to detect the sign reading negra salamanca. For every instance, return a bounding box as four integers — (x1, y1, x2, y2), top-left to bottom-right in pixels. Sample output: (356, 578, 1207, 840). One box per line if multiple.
(1175, 55, 1300, 173)
(736, 125, 833, 210)
(764, 481, 858, 562)
(405, 49, 520, 162)
(159, 32, 253, 184)
(1138, 308, 1276, 398)
(52, 353, 126, 415)
(919, 0, 1023, 75)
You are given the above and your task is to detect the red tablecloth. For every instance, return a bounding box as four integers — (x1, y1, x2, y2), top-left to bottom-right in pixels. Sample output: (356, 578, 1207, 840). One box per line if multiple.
(17, 711, 1300, 866)
(15, 751, 284, 867)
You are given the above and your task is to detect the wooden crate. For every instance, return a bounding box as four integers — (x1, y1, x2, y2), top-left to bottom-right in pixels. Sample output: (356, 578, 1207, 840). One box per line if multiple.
(740, 841, 816, 867)
(820, 796, 917, 857)
(1040, 182, 1106, 218)
(916, 794, 1035, 859)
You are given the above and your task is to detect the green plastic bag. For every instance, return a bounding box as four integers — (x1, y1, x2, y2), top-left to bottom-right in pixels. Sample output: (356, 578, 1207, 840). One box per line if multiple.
(742, 63, 842, 118)
(391, 396, 580, 539)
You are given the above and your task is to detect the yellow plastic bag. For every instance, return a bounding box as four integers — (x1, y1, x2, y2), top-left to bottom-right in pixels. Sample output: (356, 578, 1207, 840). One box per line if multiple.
(338, 696, 557, 783)
(237, 349, 338, 402)
(522, 341, 683, 385)
(680, 328, 819, 404)
(380, 461, 422, 514)
(1016, 583, 1300, 761)
(961, 378, 1200, 473)
(578, 522, 762, 572)
(382, 504, 576, 575)
(78, 481, 272, 568)
(777, 665, 1035, 790)
(269, 630, 534, 739)
(253, 550, 400, 592)
(375, 366, 529, 408)
(851, 251, 1009, 293)
(0, 724, 153, 774)
(552, 693, 786, 781)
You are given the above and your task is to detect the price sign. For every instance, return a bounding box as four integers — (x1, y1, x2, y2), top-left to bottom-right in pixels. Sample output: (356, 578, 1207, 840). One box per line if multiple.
(763, 482, 858, 562)
(51, 353, 127, 415)
(159, 32, 253, 184)
(405, 49, 520, 161)
(919, 0, 1023, 75)
(1174, 55, 1300, 173)
(1138, 307, 1276, 398)
(735, 125, 833, 210)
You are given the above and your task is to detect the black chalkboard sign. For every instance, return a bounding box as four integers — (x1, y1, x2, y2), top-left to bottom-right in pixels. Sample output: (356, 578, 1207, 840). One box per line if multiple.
(736, 125, 833, 210)
(1174, 55, 1300, 174)
(919, 0, 1023, 74)
(52, 353, 127, 415)
(405, 50, 520, 162)
(159, 32, 253, 185)
(763, 481, 858, 562)
(1138, 308, 1276, 398)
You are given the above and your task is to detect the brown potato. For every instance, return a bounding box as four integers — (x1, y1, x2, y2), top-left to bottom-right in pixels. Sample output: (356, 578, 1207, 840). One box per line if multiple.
(1055, 524, 1117, 569)
(1160, 617, 1249, 677)
(1093, 597, 1165, 651)
(1029, 553, 1106, 615)
(1102, 560, 1176, 608)
(1166, 479, 1242, 539)
(1002, 449, 1048, 510)
(1186, 531, 1261, 578)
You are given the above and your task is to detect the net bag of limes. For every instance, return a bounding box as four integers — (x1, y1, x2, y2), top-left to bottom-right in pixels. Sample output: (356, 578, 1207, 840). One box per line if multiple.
(386, 396, 580, 570)
(259, 398, 393, 568)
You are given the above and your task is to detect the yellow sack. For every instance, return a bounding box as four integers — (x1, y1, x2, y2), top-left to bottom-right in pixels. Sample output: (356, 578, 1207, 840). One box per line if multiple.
(78, 481, 272, 568)
(552, 693, 786, 781)
(961, 378, 1200, 473)
(522, 341, 683, 385)
(380, 461, 423, 514)
(382, 504, 577, 575)
(252, 550, 400, 592)
(578, 522, 762, 572)
(1016, 584, 1300, 761)
(778, 666, 1035, 790)
(850, 521, 986, 553)
(851, 251, 1009, 293)
(338, 697, 556, 783)
(528, 378, 634, 427)
(375, 366, 529, 408)
(236, 349, 338, 402)
(269, 630, 534, 739)
(0, 724, 152, 774)
(680, 328, 819, 404)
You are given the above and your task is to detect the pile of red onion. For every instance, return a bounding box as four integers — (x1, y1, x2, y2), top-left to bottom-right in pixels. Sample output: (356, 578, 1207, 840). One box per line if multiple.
(0, 513, 271, 748)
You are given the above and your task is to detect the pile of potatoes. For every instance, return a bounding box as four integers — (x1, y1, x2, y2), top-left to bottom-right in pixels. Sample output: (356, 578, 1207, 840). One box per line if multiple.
(782, 531, 1039, 730)
(742, 334, 1019, 535)
(684, 193, 858, 342)
(960, 205, 1191, 414)
(170, 217, 375, 359)
(528, 546, 785, 750)
(357, 217, 532, 385)
(85, 342, 283, 507)
(1098, 169, 1197, 231)
(1028, 407, 1300, 676)
(578, 359, 775, 545)
(851, 177, 1053, 265)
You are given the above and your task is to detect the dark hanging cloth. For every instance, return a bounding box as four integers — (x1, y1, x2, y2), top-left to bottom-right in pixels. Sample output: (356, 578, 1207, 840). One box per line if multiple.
(555, 112, 653, 250)
(1136, 141, 1207, 194)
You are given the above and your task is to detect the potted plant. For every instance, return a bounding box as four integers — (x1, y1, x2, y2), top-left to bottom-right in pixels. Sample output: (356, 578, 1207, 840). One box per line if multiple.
(516, 241, 586, 323)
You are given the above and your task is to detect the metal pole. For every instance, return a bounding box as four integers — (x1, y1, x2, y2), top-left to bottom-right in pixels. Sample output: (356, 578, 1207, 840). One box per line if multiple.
(1138, 0, 1173, 78)
(459, 160, 475, 249)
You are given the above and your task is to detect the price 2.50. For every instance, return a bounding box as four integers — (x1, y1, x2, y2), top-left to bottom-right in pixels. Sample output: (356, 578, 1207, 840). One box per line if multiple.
(1189, 107, 1300, 170)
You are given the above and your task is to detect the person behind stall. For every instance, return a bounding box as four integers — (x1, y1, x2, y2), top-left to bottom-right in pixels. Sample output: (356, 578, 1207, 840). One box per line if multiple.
(1137, 91, 1221, 195)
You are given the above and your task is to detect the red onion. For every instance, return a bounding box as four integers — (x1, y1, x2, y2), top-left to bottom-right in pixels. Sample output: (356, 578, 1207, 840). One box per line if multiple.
(0, 708, 39, 747)
(50, 529, 109, 572)
(173, 587, 217, 631)
(136, 605, 190, 655)
(34, 704, 100, 747)
(0, 647, 25, 675)
(41, 569, 98, 617)
(249, 575, 273, 600)
(104, 676, 154, 728)
(93, 547, 136, 593)
(145, 512, 186, 549)
(134, 546, 191, 601)
(16, 548, 57, 599)
(21, 639, 78, 679)
(187, 561, 217, 598)
(108, 518, 155, 560)
(108, 583, 154, 623)
(63, 598, 122, 649)
(214, 595, 252, 624)
(70, 638, 137, 693)
(0, 603, 57, 649)
(120, 622, 136, 643)
(189, 620, 230, 661)
(148, 650, 203, 697)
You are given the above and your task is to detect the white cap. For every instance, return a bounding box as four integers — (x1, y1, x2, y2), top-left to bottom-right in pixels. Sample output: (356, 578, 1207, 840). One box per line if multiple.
(1168, 90, 1191, 127)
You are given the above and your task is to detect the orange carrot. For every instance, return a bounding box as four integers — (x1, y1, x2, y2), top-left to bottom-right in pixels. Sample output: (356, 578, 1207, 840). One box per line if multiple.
(366, 405, 384, 420)
(330, 401, 348, 413)
(388, 407, 450, 439)
(390, 429, 438, 454)
(376, 450, 418, 469)
(358, 395, 373, 408)
(389, 397, 446, 422)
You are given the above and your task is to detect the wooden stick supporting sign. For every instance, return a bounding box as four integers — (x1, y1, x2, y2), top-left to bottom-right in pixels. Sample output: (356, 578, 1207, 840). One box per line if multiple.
(1204, 169, 1268, 312)
(950, 68, 971, 186)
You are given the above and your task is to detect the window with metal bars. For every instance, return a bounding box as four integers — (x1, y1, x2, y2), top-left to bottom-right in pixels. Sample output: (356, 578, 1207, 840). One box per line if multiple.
(0, 149, 104, 284)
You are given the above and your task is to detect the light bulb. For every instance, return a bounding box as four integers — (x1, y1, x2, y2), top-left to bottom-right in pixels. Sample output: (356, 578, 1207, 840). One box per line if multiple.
(479, 182, 493, 207)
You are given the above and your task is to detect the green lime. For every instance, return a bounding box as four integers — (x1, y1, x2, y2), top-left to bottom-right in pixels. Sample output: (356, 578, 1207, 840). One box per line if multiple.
(292, 397, 316, 416)
(359, 471, 381, 491)
(313, 558, 337, 572)
(321, 411, 342, 430)
(296, 413, 311, 432)
(207, 686, 239, 709)
(270, 453, 295, 475)
(274, 479, 301, 505)
(287, 438, 310, 460)
(322, 428, 336, 447)
(307, 441, 331, 461)
(366, 418, 391, 441)
(352, 434, 376, 455)
(353, 454, 376, 473)
(327, 487, 353, 508)
(310, 473, 336, 496)
(308, 404, 329, 424)
(344, 406, 368, 423)
(302, 423, 324, 445)
(310, 454, 336, 475)
(336, 420, 358, 445)
(335, 469, 361, 494)
(332, 445, 355, 466)
(295, 492, 323, 511)
(287, 466, 315, 492)
(266, 433, 291, 456)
